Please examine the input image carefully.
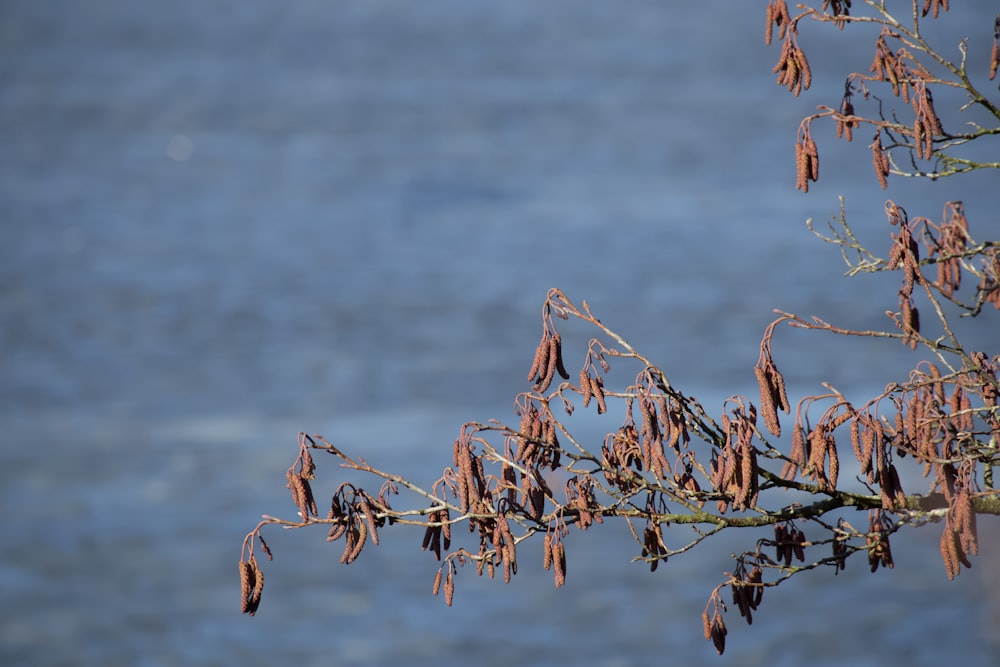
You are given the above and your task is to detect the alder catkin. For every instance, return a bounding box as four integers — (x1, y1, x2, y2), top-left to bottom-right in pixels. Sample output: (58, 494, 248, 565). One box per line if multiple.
(592, 375, 607, 415)
(248, 560, 264, 616)
(239, 560, 254, 614)
(755, 365, 781, 436)
(527, 332, 550, 383)
(580, 369, 593, 407)
(553, 542, 566, 588)
(444, 570, 455, 606)
(990, 38, 999, 80)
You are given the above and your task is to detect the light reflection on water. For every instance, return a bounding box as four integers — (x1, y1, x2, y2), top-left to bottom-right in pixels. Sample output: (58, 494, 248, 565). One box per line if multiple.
(1, 1, 997, 665)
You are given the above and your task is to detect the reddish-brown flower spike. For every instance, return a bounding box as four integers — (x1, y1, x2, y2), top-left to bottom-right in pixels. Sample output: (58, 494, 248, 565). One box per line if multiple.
(755, 366, 781, 437)
(248, 559, 264, 616)
(795, 139, 809, 192)
(592, 374, 607, 415)
(359, 495, 379, 547)
(804, 136, 819, 182)
(551, 332, 570, 380)
(432, 569, 443, 597)
(955, 490, 978, 557)
(579, 369, 593, 408)
(239, 560, 254, 614)
(872, 131, 890, 189)
(553, 541, 567, 588)
(940, 523, 961, 580)
(444, 570, 455, 606)
(527, 331, 550, 385)
(711, 614, 728, 655)
(991, 33, 999, 80)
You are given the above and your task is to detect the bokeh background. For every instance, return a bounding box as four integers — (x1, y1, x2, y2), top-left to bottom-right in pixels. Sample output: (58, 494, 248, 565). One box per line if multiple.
(1, 2, 997, 665)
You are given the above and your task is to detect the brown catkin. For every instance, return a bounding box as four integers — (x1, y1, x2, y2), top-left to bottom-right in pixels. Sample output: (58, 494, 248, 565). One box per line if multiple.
(286, 471, 311, 521)
(349, 518, 368, 563)
(527, 332, 550, 383)
(795, 140, 809, 192)
(432, 569, 443, 596)
(301, 448, 315, 480)
(441, 508, 452, 550)
(804, 137, 819, 181)
(551, 332, 570, 380)
(990, 39, 999, 80)
(248, 560, 264, 616)
(940, 523, 961, 580)
(711, 614, 727, 655)
(756, 365, 781, 436)
(444, 570, 455, 606)
(340, 525, 357, 564)
(956, 491, 978, 557)
(798, 47, 812, 92)
(828, 435, 840, 490)
(580, 369, 593, 407)
(536, 336, 558, 392)
(553, 542, 566, 588)
(360, 495, 379, 546)
(239, 560, 254, 614)
(593, 375, 607, 415)
(872, 131, 889, 189)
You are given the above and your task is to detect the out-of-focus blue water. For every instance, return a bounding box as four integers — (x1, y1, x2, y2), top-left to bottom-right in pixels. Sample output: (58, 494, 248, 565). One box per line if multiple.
(1, 2, 997, 665)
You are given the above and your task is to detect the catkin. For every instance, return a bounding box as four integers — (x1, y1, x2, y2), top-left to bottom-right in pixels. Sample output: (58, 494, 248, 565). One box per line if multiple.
(990, 38, 999, 80)
(553, 542, 566, 588)
(592, 375, 607, 414)
(444, 571, 455, 606)
(527, 332, 550, 384)
(248, 559, 264, 616)
(239, 560, 254, 614)
(755, 366, 782, 437)
(872, 131, 890, 189)
(580, 369, 593, 407)
(711, 614, 727, 655)
(940, 523, 960, 580)
(536, 337, 558, 393)
(432, 569, 443, 596)
(551, 332, 570, 380)
(360, 495, 379, 547)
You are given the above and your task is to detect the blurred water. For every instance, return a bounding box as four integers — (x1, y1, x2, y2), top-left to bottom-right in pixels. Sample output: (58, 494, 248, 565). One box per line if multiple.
(1, 1, 997, 665)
